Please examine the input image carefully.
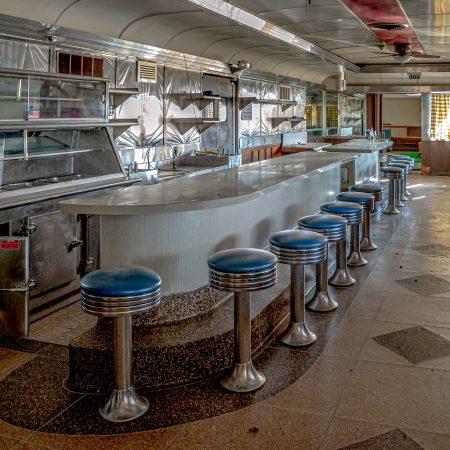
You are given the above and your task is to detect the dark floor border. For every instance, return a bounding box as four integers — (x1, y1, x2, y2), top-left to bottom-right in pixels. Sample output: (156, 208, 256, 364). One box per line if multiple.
(0, 213, 405, 435)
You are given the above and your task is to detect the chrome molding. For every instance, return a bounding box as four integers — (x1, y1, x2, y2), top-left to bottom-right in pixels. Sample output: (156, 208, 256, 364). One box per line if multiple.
(184, 0, 359, 72)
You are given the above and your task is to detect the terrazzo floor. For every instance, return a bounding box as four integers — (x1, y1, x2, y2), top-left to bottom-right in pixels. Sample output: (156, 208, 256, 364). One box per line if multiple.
(0, 174, 449, 449)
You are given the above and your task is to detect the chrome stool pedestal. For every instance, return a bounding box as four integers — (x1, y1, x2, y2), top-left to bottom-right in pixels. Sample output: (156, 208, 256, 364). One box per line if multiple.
(336, 191, 376, 251)
(381, 166, 403, 214)
(208, 248, 277, 393)
(270, 230, 327, 346)
(388, 162, 409, 202)
(81, 267, 161, 423)
(299, 214, 352, 291)
(320, 201, 366, 267)
(390, 157, 414, 196)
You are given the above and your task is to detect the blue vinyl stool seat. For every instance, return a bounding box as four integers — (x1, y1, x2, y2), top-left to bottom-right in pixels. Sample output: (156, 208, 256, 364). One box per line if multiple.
(80, 266, 161, 423)
(208, 248, 277, 393)
(320, 201, 367, 267)
(298, 214, 354, 289)
(349, 184, 383, 203)
(270, 230, 327, 346)
(336, 191, 377, 251)
(381, 166, 403, 214)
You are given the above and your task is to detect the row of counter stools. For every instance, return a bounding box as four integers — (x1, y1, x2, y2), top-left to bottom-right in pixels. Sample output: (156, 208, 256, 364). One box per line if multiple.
(78, 154, 415, 422)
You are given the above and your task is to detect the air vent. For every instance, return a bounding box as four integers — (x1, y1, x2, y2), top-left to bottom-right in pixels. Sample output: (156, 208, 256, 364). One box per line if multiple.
(369, 22, 409, 31)
(137, 61, 157, 83)
(408, 72, 421, 80)
(279, 86, 291, 101)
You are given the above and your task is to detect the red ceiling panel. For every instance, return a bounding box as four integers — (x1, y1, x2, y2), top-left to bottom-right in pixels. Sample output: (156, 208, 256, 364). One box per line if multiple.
(340, 0, 424, 52)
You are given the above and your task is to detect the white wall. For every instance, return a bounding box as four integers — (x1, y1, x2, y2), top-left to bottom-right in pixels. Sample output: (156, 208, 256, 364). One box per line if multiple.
(382, 96, 421, 137)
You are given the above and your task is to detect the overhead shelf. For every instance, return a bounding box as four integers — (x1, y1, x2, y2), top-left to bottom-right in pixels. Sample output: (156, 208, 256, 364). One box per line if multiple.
(238, 97, 297, 112)
(169, 93, 221, 111)
(269, 117, 305, 128)
(169, 118, 221, 135)
(108, 118, 139, 139)
(109, 88, 140, 108)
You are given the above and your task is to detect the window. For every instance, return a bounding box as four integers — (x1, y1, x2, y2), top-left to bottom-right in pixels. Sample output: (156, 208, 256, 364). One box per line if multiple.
(57, 52, 104, 78)
(430, 94, 450, 139)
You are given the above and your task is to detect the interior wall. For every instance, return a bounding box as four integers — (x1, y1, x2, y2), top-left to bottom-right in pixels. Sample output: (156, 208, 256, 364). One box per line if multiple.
(382, 96, 421, 137)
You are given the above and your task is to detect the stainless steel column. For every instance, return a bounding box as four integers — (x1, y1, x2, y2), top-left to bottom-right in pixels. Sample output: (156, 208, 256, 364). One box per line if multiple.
(308, 259, 338, 311)
(99, 315, 149, 423)
(360, 209, 377, 251)
(329, 238, 355, 286)
(347, 223, 368, 266)
(384, 176, 399, 214)
(220, 292, 265, 392)
(280, 265, 316, 346)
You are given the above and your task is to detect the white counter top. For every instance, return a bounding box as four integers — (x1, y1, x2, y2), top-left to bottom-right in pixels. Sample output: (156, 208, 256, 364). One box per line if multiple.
(282, 143, 332, 150)
(60, 152, 356, 216)
(327, 140, 393, 153)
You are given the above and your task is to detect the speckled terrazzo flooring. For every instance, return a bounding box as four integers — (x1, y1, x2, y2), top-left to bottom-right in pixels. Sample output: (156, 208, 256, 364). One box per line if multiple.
(0, 174, 449, 449)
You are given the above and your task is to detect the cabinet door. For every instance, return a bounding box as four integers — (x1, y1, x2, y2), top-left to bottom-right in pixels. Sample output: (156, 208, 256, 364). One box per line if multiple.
(0, 237, 29, 336)
(27, 211, 79, 298)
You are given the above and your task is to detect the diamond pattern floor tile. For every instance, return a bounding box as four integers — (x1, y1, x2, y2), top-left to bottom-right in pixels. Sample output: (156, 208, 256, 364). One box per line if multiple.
(337, 429, 424, 449)
(372, 326, 450, 364)
(395, 274, 450, 296)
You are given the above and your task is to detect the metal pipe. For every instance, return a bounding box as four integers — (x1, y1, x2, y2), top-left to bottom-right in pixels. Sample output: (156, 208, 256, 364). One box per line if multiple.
(114, 315, 132, 391)
(396, 178, 405, 207)
(307, 257, 338, 312)
(280, 264, 317, 346)
(329, 238, 355, 286)
(291, 264, 303, 324)
(235, 291, 251, 365)
(347, 224, 367, 266)
(384, 177, 399, 214)
(360, 209, 377, 251)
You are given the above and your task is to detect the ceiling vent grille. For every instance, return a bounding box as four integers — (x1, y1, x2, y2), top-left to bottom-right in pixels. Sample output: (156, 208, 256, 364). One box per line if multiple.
(369, 22, 409, 31)
(279, 86, 291, 101)
(137, 61, 158, 83)
(408, 72, 421, 80)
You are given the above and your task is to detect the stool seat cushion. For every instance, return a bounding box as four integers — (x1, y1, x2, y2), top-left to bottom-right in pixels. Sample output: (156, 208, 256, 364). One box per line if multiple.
(298, 214, 347, 230)
(379, 154, 387, 161)
(350, 184, 382, 194)
(388, 162, 408, 168)
(270, 229, 327, 250)
(81, 267, 161, 298)
(208, 248, 277, 274)
(336, 192, 374, 204)
(382, 166, 403, 173)
(320, 201, 363, 214)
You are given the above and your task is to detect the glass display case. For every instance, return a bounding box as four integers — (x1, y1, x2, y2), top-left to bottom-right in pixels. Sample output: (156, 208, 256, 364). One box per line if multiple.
(0, 127, 124, 206)
(305, 91, 323, 137)
(0, 69, 127, 209)
(326, 93, 339, 136)
(339, 95, 364, 136)
(0, 69, 107, 123)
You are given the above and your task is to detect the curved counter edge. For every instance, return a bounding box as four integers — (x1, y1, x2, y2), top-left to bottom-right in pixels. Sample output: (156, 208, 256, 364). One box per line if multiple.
(59, 153, 358, 216)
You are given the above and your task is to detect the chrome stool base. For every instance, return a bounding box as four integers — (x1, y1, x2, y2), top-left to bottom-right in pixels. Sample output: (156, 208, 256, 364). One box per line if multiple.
(384, 204, 400, 215)
(220, 361, 265, 393)
(347, 250, 368, 266)
(308, 291, 338, 312)
(279, 321, 317, 347)
(99, 387, 149, 423)
(329, 268, 356, 286)
(360, 237, 377, 251)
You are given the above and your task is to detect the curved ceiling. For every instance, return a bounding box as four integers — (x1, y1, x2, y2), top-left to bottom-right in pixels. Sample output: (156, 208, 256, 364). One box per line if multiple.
(0, 0, 349, 83)
(1, 0, 449, 87)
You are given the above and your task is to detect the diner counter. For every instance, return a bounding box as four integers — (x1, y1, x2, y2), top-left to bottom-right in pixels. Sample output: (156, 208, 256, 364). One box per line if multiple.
(60, 152, 357, 216)
(60, 152, 357, 295)
(326, 140, 394, 153)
